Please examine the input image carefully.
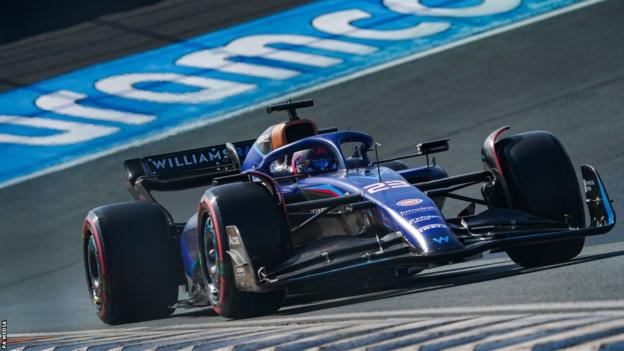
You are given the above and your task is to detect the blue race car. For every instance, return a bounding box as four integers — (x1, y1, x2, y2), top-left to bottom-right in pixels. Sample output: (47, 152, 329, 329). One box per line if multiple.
(82, 99, 615, 324)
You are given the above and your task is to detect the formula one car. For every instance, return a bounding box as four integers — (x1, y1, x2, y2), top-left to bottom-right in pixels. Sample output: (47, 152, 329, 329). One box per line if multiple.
(82, 99, 615, 324)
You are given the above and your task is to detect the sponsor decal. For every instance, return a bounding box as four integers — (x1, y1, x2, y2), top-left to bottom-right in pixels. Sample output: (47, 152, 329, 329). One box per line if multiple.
(419, 223, 449, 232)
(311, 207, 329, 214)
(399, 206, 437, 216)
(408, 215, 441, 225)
(396, 198, 423, 207)
(228, 235, 241, 247)
(0, 0, 592, 187)
(148, 149, 227, 170)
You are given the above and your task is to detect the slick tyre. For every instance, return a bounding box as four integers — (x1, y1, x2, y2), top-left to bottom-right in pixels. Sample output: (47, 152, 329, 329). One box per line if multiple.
(199, 182, 287, 318)
(82, 202, 181, 324)
(497, 131, 585, 268)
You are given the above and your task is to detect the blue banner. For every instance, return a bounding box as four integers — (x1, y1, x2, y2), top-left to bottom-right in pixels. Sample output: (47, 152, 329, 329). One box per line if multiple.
(0, 0, 593, 186)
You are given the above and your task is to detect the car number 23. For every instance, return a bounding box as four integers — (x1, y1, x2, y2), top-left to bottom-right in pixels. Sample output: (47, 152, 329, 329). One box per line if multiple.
(363, 180, 410, 194)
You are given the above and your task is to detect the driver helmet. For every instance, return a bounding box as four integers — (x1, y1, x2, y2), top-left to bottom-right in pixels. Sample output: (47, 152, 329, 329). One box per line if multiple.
(291, 147, 337, 174)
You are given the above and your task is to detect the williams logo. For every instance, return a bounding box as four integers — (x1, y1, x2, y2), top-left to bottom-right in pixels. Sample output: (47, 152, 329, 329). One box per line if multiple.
(432, 235, 450, 244)
(149, 149, 227, 170)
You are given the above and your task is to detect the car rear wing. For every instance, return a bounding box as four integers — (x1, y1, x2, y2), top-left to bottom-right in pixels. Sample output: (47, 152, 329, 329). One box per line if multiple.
(123, 139, 255, 200)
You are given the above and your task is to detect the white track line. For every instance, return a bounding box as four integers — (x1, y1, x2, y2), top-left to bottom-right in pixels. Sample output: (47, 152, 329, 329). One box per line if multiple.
(0, 0, 610, 190)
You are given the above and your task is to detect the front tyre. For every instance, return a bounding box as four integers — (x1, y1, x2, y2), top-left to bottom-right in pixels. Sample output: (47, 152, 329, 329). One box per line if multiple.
(496, 131, 585, 268)
(82, 202, 181, 324)
(199, 182, 287, 318)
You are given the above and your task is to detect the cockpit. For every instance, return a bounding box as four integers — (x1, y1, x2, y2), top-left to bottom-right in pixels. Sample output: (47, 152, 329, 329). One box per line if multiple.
(242, 99, 373, 176)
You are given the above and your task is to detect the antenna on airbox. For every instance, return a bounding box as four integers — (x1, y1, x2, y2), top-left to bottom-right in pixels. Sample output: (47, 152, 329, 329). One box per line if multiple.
(266, 99, 314, 121)
(374, 143, 382, 182)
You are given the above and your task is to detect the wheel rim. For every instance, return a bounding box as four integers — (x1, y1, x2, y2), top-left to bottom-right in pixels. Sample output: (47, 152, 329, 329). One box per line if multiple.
(86, 234, 103, 312)
(203, 215, 220, 305)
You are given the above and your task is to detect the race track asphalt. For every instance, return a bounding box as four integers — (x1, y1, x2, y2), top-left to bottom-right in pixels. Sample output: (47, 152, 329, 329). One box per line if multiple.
(0, 0, 623, 334)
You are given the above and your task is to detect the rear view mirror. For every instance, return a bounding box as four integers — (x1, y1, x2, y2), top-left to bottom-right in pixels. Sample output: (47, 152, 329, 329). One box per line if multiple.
(416, 139, 449, 156)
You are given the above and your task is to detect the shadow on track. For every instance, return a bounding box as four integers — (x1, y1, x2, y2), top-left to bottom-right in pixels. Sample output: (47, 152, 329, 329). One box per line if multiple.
(171, 248, 624, 320)
(276, 248, 624, 316)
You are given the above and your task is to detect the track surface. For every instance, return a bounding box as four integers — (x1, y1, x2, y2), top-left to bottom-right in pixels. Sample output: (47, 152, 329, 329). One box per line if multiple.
(1, 0, 623, 335)
(12, 307, 624, 350)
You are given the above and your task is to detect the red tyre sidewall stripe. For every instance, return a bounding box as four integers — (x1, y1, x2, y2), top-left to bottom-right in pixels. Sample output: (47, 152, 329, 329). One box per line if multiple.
(201, 195, 227, 314)
(491, 130, 506, 176)
(487, 126, 510, 177)
(84, 215, 108, 317)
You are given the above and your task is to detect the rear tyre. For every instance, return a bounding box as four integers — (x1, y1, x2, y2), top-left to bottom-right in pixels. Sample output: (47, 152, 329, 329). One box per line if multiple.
(496, 131, 585, 268)
(199, 182, 287, 318)
(82, 202, 181, 324)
